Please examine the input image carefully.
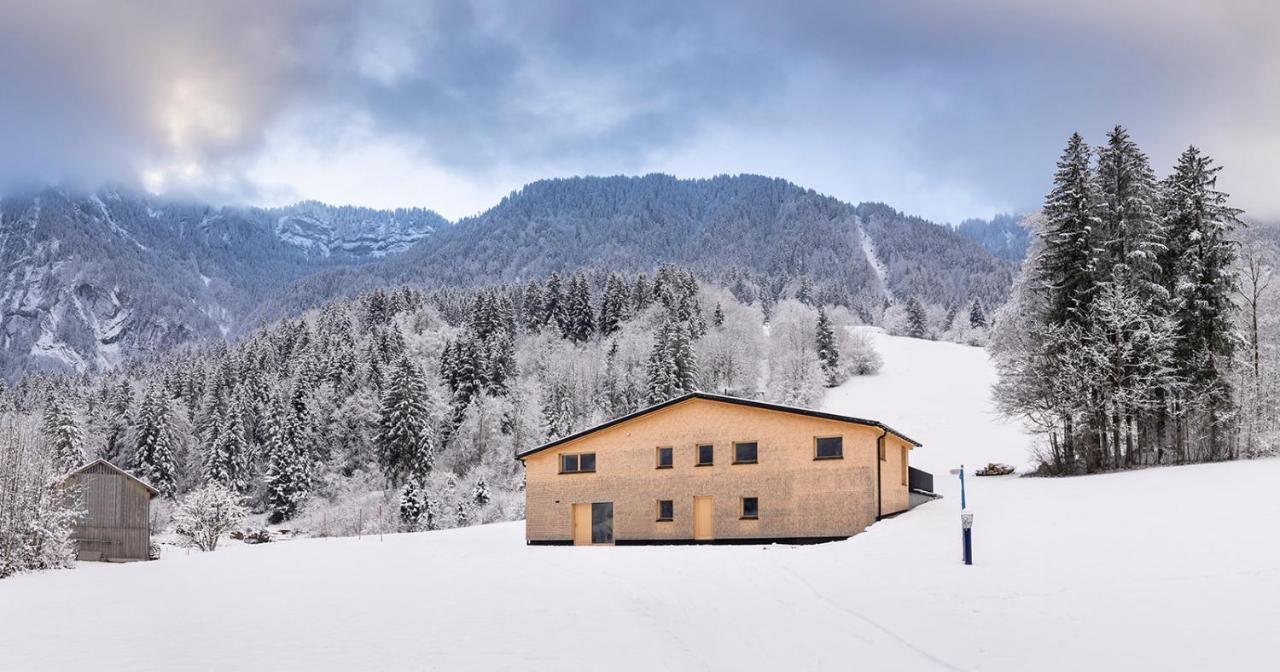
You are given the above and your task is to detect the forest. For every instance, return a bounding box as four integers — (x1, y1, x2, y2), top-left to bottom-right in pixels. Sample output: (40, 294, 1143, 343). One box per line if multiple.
(0, 264, 879, 577)
(990, 126, 1259, 473)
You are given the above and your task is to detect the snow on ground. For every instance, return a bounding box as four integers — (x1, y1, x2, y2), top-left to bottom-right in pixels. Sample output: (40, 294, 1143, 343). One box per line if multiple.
(2, 334, 1278, 671)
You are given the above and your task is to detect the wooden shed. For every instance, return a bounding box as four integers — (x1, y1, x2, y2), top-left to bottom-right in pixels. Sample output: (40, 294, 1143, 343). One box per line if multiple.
(59, 459, 159, 562)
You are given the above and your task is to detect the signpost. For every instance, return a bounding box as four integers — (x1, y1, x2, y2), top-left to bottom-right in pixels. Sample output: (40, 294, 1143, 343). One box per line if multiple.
(949, 465, 973, 565)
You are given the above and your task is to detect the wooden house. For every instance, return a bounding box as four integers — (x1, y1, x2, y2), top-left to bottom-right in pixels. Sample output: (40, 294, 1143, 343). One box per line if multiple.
(59, 459, 159, 562)
(517, 392, 925, 545)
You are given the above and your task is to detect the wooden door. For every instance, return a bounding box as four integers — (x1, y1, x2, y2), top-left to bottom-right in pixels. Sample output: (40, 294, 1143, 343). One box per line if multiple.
(693, 496, 713, 540)
(572, 503, 592, 545)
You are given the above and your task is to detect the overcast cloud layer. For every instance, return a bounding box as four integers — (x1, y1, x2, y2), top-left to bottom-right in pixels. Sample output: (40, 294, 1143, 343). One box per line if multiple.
(1, 0, 1277, 223)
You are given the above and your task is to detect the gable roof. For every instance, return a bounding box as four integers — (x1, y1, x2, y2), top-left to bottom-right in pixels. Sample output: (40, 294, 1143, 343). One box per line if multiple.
(58, 458, 161, 498)
(515, 391, 921, 461)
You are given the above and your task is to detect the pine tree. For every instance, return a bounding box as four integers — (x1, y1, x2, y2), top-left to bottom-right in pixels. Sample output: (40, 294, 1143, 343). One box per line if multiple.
(598, 273, 630, 336)
(541, 381, 575, 439)
(132, 386, 177, 498)
(522, 279, 544, 331)
(262, 393, 308, 523)
(564, 273, 595, 342)
(399, 473, 430, 531)
(204, 394, 250, 492)
(543, 272, 566, 333)
(969, 299, 987, 329)
(376, 356, 434, 486)
(1039, 132, 1101, 327)
(1162, 145, 1243, 456)
(796, 275, 814, 306)
(1095, 125, 1167, 305)
(455, 500, 470, 527)
(42, 395, 85, 472)
(101, 380, 133, 464)
(471, 476, 490, 506)
(905, 297, 928, 339)
(712, 303, 725, 328)
(942, 302, 959, 332)
(815, 307, 839, 385)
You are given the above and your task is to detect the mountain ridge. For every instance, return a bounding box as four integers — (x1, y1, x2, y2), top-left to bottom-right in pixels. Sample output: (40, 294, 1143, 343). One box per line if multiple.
(0, 174, 1013, 378)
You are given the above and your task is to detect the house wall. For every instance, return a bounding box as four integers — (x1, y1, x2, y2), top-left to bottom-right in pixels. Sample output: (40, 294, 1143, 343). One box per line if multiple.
(65, 470, 152, 561)
(522, 397, 913, 543)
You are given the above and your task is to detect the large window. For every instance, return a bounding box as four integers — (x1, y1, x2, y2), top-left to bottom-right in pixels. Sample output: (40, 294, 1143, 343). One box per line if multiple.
(656, 446, 673, 469)
(815, 436, 843, 460)
(733, 442, 758, 464)
(656, 499, 674, 521)
(697, 444, 714, 466)
(591, 502, 613, 544)
(901, 446, 909, 485)
(560, 452, 596, 474)
(740, 497, 759, 520)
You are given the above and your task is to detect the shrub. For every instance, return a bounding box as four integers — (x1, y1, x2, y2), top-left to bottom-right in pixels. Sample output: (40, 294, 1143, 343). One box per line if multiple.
(173, 484, 247, 552)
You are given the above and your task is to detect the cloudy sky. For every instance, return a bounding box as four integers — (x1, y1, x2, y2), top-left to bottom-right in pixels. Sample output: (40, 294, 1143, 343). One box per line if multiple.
(1, 0, 1276, 223)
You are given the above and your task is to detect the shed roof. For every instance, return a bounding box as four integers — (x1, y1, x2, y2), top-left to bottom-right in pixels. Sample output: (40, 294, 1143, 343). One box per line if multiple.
(515, 391, 921, 461)
(58, 459, 161, 498)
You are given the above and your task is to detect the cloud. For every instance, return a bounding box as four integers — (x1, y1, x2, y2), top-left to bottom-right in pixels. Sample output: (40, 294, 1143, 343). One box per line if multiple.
(1, 0, 1277, 222)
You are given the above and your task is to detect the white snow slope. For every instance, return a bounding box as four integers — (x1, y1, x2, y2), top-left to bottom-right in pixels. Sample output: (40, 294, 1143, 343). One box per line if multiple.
(2, 331, 1277, 671)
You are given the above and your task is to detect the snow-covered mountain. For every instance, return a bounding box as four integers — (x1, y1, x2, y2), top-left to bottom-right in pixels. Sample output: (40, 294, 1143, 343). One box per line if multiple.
(0, 175, 1014, 378)
(270, 201, 442, 257)
(256, 175, 1016, 322)
(0, 187, 446, 377)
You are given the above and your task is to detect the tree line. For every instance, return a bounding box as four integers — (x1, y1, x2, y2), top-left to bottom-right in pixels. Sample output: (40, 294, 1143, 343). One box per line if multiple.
(992, 126, 1243, 473)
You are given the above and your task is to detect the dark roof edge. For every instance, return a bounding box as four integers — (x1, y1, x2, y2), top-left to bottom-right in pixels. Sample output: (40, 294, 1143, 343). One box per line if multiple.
(515, 391, 921, 461)
(57, 458, 162, 497)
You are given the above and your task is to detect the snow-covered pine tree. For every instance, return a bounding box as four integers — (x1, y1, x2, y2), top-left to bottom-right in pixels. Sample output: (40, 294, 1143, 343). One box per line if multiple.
(376, 356, 433, 486)
(564, 273, 595, 343)
(132, 386, 177, 498)
(543, 272, 567, 333)
(522, 279, 545, 331)
(815, 307, 839, 386)
(712, 303, 725, 328)
(1162, 145, 1243, 458)
(598, 273, 630, 336)
(471, 476, 490, 506)
(796, 275, 814, 306)
(1095, 125, 1167, 306)
(399, 473, 430, 531)
(455, 500, 470, 527)
(262, 392, 308, 523)
(969, 299, 987, 329)
(100, 380, 133, 464)
(905, 297, 928, 339)
(541, 381, 575, 439)
(1039, 132, 1101, 328)
(942, 302, 959, 332)
(204, 394, 250, 492)
(42, 394, 85, 472)
(632, 273, 653, 312)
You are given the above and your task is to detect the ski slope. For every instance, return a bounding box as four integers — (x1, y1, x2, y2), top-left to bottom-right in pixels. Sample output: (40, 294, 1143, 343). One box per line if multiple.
(1, 332, 1277, 671)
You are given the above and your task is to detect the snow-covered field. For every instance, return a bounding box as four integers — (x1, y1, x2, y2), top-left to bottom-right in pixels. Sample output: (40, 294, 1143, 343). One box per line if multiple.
(2, 332, 1277, 671)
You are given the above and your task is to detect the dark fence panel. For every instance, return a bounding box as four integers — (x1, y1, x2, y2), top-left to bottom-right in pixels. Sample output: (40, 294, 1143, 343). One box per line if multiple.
(908, 467, 934, 493)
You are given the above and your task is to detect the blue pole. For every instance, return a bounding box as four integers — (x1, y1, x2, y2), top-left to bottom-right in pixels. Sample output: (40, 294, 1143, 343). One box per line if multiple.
(963, 527, 973, 565)
(959, 464, 966, 510)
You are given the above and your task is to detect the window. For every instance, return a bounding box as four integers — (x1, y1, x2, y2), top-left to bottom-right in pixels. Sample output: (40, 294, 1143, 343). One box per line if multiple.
(901, 446, 909, 485)
(733, 442, 758, 464)
(560, 452, 596, 474)
(591, 502, 613, 544)
(656, 446, 673, 469)
(697, 444, 714, 466)
(741, 497, 759, 520)
(657, 499, 674, 521)
(815, 436, 843, 460)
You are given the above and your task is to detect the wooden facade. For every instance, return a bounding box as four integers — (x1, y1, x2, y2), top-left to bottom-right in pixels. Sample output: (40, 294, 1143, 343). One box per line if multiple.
(518, 392, 922, 546)
(59, 460, 158, 562)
